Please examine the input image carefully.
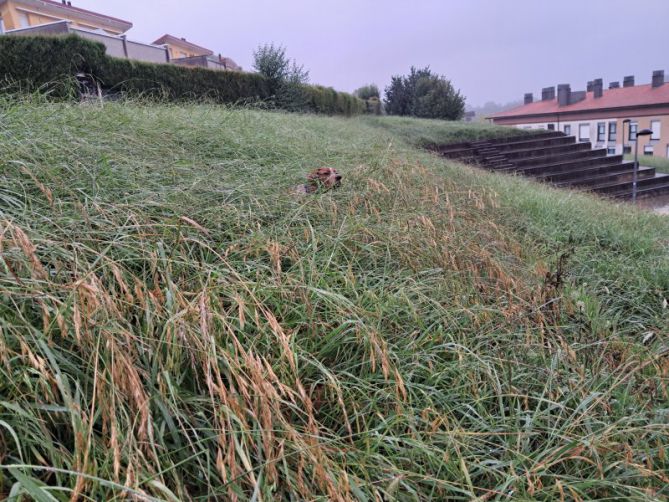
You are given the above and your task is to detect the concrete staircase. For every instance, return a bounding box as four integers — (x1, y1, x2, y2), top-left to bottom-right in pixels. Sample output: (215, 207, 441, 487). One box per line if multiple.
(434, 131, 669, 200)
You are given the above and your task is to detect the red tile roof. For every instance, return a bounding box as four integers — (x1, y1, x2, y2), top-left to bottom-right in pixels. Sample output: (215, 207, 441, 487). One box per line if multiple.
(490, 83, 669, 119)
(152, 34, 214, 56)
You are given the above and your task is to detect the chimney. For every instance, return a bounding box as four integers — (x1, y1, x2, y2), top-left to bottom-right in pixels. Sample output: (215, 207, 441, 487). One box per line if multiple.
(609, 81, 620, 89)
(67, 1, 71, 5)
(524, 93, 533, 105)
(541, 86, 555, 101)
(623, 75, 635, 87)
(652, 70, 665, 88)
(593, 78, 603, 98)
(557, 84, 571, 106)
(586, 81, 593, 92)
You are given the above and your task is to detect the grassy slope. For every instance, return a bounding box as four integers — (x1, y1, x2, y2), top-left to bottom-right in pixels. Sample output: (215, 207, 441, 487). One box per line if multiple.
(624, 153, 669, 174)
(0, 98, 668, 501)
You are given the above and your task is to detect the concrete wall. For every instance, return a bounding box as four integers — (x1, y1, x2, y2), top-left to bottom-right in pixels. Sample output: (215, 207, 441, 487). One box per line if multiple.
(171, 55, 228, 71)
(73, 28, 125, 58)
(4, 22, 170, 64)
(125, 39, 169, 64)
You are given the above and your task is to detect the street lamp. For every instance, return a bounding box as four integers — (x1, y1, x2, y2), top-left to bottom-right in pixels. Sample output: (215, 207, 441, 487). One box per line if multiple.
(632, 128, 653, 203)
(622, 118, 631, 155)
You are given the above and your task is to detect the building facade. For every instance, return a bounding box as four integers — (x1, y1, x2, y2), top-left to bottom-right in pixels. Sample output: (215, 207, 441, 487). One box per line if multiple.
(0, 3, 241, 71)
(152, 34, 241, 71)
(152, 34, 212, 60)
(0, 0, 132, 35)
(489, 71, 669, 159)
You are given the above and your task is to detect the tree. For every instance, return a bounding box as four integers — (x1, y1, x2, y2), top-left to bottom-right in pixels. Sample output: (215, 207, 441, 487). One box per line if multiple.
(354, 84, 380, 100)
(384, 67, 465, 120)
(253, 43, 310, 110)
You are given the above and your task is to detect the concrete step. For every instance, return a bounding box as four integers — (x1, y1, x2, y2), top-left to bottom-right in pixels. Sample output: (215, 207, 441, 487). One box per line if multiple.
(541, 162, 641, 184)
(471, 130, 565, 147)
(555, 166, 656, 189)
(511, 148, 607, 168)
(512, 155, 625, 177)
(590, 173, 669, 195)
(500, 141, 592, 161)
(611, 182, 669, 199)
(491, 135, 575, 153)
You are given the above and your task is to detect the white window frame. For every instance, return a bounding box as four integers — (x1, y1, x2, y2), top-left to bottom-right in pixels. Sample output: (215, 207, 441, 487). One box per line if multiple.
(644, 145, 654, 156)
(579, 123, 590, 142)
(563, 124, 571, 135)
(651, 120, 661, 140)
(629, 121, 638, 141)
(596, 122, 606, 142)
(608, 121, 617, 142)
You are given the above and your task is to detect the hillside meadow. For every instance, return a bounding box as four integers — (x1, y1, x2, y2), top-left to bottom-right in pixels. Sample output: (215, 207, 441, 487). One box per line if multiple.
(0, 96, 668, 501)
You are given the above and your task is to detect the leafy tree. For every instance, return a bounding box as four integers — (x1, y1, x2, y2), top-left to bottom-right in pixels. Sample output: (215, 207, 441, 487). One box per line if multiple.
(384, 66, 465, 120)
(354, 84, 380, 100)
(253, 43, 310, 110)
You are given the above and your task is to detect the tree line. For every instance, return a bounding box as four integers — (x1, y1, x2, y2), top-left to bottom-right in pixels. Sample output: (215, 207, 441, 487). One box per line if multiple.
(254, 45, 465, 120)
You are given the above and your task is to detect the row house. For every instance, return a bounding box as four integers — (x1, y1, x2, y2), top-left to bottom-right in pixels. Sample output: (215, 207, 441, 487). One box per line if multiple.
(488, 71, 669, 159)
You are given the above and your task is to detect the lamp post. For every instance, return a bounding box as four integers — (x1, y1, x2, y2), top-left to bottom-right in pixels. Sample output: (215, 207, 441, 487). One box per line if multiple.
(632, 128, 653, 203)
(621, 119, 631, 155)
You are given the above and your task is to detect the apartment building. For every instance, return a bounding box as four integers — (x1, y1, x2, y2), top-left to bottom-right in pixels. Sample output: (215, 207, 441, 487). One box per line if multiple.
(0, 0, 131, 34)
(488, 71, 669, 158)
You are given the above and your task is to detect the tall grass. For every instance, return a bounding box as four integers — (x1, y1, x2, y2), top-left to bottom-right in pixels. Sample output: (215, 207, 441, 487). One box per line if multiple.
(0, 96, 668, 500)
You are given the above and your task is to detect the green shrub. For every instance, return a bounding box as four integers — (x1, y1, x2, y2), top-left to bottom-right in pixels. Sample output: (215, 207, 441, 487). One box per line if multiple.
(97, 57, 271, 103)
(0, 35, 365, 115)
(0, 35, 107, 97)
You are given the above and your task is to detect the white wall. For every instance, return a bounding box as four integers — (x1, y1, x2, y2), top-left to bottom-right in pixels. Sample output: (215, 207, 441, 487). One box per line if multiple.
(515, 118, 623, 155)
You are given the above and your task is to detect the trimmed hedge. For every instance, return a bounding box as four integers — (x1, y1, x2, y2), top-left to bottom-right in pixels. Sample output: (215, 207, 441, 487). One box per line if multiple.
(0, 35, 365, 115)
(0, 35, 106, 97)
(98, 57, 270, 103)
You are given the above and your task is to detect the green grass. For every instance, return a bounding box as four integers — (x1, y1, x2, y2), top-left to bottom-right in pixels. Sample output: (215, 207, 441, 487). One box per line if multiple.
(0, 96, 668, 501)
(625, 154, 669, 174)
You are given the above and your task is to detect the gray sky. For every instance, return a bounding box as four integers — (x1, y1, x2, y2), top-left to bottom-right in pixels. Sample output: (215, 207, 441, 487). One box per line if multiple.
(75, 0, 668, 106)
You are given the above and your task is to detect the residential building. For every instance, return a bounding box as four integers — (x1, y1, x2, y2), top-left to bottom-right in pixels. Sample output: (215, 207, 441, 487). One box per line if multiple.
(0, 3, 241, 71)
(152, 34, 213, 59)
(488, 71, 669, 158)
(152, 34, 241, 71)
(0, 0, 132, 35)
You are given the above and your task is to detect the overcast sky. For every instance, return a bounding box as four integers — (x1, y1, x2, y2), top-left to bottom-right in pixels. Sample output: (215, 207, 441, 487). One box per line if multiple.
(74, 0, 668, 106)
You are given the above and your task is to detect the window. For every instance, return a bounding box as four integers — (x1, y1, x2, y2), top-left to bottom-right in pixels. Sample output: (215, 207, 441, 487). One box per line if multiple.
(17, 11, 30, 28)
(651, 120, 661, 140)
(629, 122, 638, 141)
(563, 124, 571, 135)
(607, 147, 616, 155)
(623, 146, 632, 154)
(597, 122, 606, 142)
(608, 122, 617, 142)
(547, 123, 555, 131)
(579, 124, 590, 142)
(644, 145, 654, 156)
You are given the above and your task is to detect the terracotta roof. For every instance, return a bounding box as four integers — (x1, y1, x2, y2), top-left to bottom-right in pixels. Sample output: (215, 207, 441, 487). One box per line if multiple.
(1, 0, 133, 30)
(490, 83, 669, 119)
(152, 34, 214, 56)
